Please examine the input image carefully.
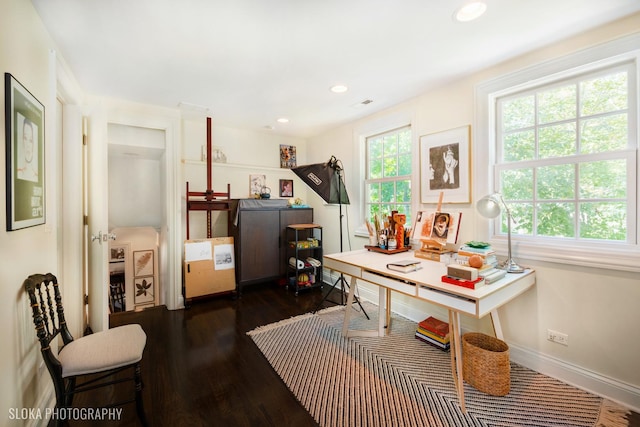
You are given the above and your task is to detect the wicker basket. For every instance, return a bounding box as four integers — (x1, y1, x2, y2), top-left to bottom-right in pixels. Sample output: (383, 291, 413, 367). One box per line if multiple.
(462, 332, 510, 396)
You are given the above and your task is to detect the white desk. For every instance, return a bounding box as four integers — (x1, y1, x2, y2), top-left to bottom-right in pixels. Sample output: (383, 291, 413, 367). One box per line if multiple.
(323, 249, 535, 412)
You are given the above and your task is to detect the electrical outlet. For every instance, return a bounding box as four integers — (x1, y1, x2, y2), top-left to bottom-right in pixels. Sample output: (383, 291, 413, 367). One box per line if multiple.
(547, 329, 569, 346)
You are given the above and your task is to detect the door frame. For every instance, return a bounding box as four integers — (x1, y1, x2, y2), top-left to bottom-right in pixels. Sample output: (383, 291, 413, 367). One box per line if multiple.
(55, 51, 87, 337)
(103, 104, 183, 312)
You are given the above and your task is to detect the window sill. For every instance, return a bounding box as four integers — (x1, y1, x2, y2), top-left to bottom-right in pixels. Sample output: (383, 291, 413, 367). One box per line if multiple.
(489, 237, 640, 273)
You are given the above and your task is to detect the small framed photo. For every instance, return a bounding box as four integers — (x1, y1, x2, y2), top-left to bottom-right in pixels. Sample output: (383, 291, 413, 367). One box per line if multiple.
(133, 250, 154, 277)
(280, 144, 296, 168)
(110, 244, 127, 262)
(5, 73, 46, 231)
(420, 125, 471, 204)
(279, 179, 293, 197)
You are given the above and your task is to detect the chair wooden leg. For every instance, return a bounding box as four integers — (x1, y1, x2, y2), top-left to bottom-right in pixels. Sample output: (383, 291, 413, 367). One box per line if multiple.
(134, 363, 148, 426)
(64, 377, 76, 407)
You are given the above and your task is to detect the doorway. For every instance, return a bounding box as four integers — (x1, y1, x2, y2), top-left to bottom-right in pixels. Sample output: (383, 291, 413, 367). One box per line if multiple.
(84, 107, 182, 332)
(107, 123, 165, 312)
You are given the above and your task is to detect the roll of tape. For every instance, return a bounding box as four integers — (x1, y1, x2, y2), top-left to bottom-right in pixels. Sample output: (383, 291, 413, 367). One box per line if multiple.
(289, 257, 305, 269)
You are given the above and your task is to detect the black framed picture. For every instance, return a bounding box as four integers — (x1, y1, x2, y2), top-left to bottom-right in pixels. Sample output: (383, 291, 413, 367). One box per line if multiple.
(279, 179, 293, 197)
(5, 73, 45, 231)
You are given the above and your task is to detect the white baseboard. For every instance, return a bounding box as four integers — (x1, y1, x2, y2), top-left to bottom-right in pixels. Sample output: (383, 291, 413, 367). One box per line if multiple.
(322, 272, 640, 413)
(509, 343, 640, 413)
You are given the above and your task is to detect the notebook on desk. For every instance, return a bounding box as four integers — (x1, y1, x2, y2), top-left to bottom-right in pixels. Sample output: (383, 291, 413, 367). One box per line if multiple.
(386, 259, 422, 273)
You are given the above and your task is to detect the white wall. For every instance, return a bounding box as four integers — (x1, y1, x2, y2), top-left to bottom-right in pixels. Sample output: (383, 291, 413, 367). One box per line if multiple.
(108, 122, 165, 230)
(308, 13, 640, 410)
(0, 0, 59, 422)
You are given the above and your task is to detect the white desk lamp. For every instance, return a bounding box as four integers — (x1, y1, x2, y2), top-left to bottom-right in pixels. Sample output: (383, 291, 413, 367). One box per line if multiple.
(476, 193, 524, 273)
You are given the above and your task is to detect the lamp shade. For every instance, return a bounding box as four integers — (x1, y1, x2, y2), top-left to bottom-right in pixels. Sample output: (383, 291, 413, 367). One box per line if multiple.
(476, 194, 502, 219)
(291, 161, 350, 205)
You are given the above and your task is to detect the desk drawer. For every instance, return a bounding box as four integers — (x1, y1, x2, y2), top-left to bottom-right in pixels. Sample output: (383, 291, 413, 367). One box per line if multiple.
(417, 286, 476, 315)
(361, 270, 418, 296)
(323, 257, 362, 278)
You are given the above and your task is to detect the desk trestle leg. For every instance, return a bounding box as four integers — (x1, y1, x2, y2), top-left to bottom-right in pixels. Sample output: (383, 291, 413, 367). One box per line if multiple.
(449, 310, 466, 413)
(342, 276, 384, 338)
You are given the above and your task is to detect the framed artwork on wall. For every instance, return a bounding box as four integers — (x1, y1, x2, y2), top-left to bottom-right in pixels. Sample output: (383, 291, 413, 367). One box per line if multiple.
(250, 174, 266, 196)
(419, 125, 471, 204)
(280, 144, 296, 168)
(5, 73, 46, 231)
(134, 276, 154, 305)
(110, 244, 127, 263)
(279, 179, 293, 197)
(133, 250, 154, 277)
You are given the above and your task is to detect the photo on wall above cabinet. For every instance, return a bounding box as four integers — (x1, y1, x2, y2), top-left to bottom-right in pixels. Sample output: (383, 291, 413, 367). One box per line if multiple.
(420, 125, 471, 204)
(250, 174, 266, 197)
(280, 144, 297, 168)
(280, 179, 293, 197)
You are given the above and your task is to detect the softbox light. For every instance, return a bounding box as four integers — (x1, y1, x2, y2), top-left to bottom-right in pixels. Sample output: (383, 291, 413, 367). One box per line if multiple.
(292, 159, 350, 205)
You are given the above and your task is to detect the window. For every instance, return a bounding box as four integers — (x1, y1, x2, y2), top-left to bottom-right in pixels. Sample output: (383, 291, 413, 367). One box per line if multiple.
(365, 126, 412, 226)
(495, 62, 636, 244)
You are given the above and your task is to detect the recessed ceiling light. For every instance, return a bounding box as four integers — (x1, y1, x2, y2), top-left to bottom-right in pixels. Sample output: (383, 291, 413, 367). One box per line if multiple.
(330, 85, 348, 93)
(454, 1, 487, 22)
(277, 118, 289, 124)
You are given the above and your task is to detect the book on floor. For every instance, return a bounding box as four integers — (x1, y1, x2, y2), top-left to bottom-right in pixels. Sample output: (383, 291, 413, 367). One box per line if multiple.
(416, 326, 450, 344)
(415, 332, 450, 351)
(418, 316, 449, 338)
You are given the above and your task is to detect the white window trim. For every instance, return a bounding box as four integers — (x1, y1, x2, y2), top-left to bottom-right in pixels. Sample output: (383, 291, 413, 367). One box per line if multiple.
(475, 33, 640, 273)
(353, 112, 416, 238)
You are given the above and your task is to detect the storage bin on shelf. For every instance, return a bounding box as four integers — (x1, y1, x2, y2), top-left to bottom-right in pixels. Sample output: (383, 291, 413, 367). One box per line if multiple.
(462, 332, 510, 396)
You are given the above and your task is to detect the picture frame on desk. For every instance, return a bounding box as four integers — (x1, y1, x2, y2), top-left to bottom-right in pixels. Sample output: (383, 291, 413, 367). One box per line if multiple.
(412, 209, 462, 246)
(419, 125, 471, 204)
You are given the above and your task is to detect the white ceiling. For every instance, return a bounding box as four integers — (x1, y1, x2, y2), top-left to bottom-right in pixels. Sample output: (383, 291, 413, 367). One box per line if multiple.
(32, 0, 640, 138)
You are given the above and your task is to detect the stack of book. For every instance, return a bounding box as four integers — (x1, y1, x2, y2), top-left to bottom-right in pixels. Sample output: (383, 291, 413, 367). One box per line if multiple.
(478, 266, 507, 284)
(457, 244, 498, 268)
(456, 243, 506, 284)
(415, 316, 450, 351)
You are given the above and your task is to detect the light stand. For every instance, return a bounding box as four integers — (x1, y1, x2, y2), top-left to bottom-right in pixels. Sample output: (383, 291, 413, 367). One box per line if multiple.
(291, 157, 369, 317)
(476, 193, 524, 273)
(317, 162, 369, 317)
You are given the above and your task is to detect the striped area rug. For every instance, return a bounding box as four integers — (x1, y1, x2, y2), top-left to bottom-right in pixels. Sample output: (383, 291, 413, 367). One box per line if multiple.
(248, 303, 629, 427)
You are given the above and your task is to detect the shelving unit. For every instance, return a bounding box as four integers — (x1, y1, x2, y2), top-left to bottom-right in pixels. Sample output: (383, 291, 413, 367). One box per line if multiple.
(286, 224, 323, 296)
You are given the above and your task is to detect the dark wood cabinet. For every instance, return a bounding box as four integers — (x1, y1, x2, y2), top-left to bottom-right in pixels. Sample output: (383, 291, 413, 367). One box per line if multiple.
(230, 200, 313, 294)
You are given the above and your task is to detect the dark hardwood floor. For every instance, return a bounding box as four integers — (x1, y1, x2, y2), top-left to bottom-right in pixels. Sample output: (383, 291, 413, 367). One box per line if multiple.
(71, 281, 640, 427)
